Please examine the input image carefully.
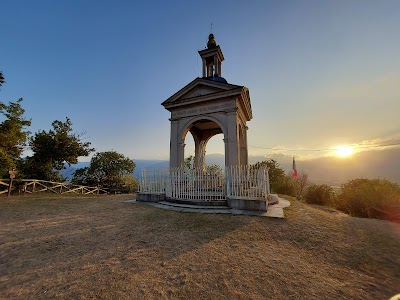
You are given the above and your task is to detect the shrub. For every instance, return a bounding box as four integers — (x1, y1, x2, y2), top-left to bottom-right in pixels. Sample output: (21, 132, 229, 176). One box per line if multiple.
(304, 184, 336, 206)
(337, 178, 400, 219)
(251, 160, 309, 198)
(251, 159, 285, 193)
(118, 175, 139, 192)
(274, 175, 298, 196)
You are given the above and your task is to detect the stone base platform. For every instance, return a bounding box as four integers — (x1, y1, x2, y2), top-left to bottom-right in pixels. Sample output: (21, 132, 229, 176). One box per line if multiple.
(227, 197, 267, 212)
(129, 196, 291, 218)
(136, 192, 280, 212)
(165, 197, 228, 207)
(136, 192, 166, 203)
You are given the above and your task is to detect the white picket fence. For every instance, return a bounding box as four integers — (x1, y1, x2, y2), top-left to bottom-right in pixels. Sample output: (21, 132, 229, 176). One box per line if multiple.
(225, 166, 270, 199)
(167, 168, 225, 201)
(139, 166, 269, 202)
(138, 169, 168, 193)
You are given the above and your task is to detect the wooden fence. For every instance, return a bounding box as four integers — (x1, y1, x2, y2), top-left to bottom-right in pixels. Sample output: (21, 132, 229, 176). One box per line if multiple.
(0, 179, 108, 195)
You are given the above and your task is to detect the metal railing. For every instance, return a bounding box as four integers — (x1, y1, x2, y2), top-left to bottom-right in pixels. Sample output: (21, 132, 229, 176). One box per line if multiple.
(138, 168, 168, 193)
(226, 165, 269, 199)
(139, 166, 270, 202)
(167, 168, 225, 201)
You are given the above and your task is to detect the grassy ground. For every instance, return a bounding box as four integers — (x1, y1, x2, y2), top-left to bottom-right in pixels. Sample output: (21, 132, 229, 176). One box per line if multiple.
(0, 194, 399, 300)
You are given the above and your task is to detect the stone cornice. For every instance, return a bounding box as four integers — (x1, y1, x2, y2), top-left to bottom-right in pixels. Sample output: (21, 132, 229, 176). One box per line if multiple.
(162, 77, 242, 106)
(198, 45, 224, 62)
(162, 78, 253, 121)
(164, 88, 243, 110)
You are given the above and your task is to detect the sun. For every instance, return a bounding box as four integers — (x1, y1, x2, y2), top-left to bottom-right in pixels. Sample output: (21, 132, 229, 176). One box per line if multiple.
(336, 146, 353, 157)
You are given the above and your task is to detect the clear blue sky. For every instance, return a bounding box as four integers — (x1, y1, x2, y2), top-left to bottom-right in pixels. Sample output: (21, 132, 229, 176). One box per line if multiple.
(1, 0, 399, 161)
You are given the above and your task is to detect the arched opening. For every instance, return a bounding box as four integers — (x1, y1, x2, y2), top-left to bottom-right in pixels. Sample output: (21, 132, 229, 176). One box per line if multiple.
(183, 131, 195, 169)
(181, 118, 225, 171)
(204, 133, 224, 168)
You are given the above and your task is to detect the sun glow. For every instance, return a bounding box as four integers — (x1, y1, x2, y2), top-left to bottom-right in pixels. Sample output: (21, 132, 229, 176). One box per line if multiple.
(336, 146, 354, 157)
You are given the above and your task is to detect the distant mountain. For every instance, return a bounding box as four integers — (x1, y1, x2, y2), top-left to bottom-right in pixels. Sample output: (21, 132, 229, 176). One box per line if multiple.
(62, 147, 400, 185)
(61, 160, 169, 181)
(61, 162, 89, 181)
(195, 149, 400, 185)
(133, 160, 169, 176)
(298, 147, 400, 185)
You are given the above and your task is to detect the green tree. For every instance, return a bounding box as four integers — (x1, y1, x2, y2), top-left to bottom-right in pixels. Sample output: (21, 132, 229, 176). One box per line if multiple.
(73, 151, 136, 188)
(206, 164, 223, 175)
(0, 71, 5, 87)
(0, 98, 31, 177)
(275, 171, 310, 198)
(251, 159, 286, 193)
(23, 117, 94, 181)
(183, 155, 195, 170)
(70, 167, 90, 185)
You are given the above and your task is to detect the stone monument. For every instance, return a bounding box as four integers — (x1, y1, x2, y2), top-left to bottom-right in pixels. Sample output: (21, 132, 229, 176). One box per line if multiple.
(162, 34, 253, 169)
(137, 35, 270, 212)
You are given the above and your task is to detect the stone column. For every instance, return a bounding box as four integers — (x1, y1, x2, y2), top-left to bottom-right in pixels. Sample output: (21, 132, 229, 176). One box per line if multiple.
(223, 137, 229, 167)
(169, 119, 185, 168)
(202, 59, 206, 77)
(226, 110, 239, 166)
(178, 142, 185, 167)
(194, 133, 207, 172)
(196, 140, 206, 172)
(240, 124, 249, 166)
(194, 138, 200, 169)
(169, 119, 179, 168)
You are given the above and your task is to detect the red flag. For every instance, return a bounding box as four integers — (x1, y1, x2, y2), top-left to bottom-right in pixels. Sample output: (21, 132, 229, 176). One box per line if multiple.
(292, 156, 298, 179)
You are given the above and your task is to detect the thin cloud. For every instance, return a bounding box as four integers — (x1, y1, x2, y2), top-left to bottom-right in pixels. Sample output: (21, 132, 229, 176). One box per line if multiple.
(356, 135, 400, 150)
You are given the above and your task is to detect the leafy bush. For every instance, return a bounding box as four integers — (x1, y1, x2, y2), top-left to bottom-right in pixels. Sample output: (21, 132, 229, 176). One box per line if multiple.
(72, 151, 136, 188)
(251, 160, 310, 198)
(251, 159, 286, 193)
(337, 178, 400, 219)
(117, 174, 139, 192)
(304, 184, 336, 206)
(273, 172, 309, 198)
(274, 175, 298, 196)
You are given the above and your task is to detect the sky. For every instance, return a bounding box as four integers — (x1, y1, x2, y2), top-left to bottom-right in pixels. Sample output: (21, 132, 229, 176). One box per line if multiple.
(1, 0, 399, 162)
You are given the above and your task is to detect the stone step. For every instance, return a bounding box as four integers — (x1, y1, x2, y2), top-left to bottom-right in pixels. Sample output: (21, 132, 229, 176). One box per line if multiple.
(159, 201, 229, 210)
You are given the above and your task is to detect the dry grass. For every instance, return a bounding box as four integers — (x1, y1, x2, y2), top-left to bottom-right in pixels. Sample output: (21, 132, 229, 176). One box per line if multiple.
(0, 194, 399, 300)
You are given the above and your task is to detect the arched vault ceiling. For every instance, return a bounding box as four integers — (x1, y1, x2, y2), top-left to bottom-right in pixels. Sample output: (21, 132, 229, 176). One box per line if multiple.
(191, 119, 222, 132)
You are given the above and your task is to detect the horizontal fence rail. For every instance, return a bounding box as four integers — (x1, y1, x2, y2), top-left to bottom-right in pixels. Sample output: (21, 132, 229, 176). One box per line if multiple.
(0, 179, 108, 195)
(139, 166, 270, 202)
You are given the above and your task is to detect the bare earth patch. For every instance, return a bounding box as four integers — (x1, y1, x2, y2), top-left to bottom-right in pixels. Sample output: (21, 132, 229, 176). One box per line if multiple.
(0, 194, 399, 299)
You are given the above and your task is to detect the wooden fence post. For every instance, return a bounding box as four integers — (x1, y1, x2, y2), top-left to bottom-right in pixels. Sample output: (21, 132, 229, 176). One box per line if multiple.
(8, 170, 17, 197)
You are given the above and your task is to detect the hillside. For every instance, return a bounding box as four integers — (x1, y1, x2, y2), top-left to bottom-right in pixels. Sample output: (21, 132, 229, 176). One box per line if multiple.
(1, 195, 399, 299)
